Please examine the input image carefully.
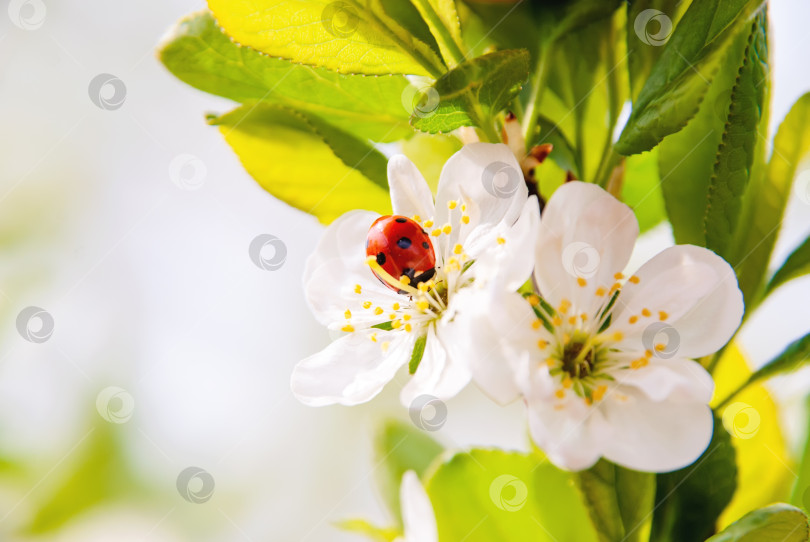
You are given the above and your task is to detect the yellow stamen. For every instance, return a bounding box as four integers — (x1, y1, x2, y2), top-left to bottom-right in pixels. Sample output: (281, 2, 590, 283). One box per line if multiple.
(447, 200, 458, 210)
(453, 243, 463, 255)
(442, 224, 452, 235)
(392, 302, 400, 310)
(537, 339, 548, 349)
(344, 309, 352, 319)
(362, 301, 372, 309)
(374, 307, 384, 316)
(552, 316, 563, 326)
(568, 316, 577, 325)
(424, 220, 434, 228)
(611, 332, 624, 342)
(659, 311, 668, 321)
(655, 343, 666, 352)
(595, 287, 607, 297)
(461, 215, 470, 224)
(562, 377, 572, 389)
(555, 389, 565, 399)
(370, 333, 377, 342)
(416, 299, 429, 311)
(496, 237, 506, 245)
(527, 295, 540, 307)
(341, 324, 355, 332)
(546, 358, 556, 367)
(641, 308, 652, 317)
(577, 277, 587, 287)
(532, 320, 542, 330)
(614, 272, 624, 280)
(629, 315, 638, 324)
(392, 320, 402, 329)
(404, 323, 412, 332)
(412, 215, 421, 223)
(629, 275, 640, 284)
(431, 228, 441, 237)
(593, 385, 607, 401)
(381, 342, 390, 352)
(354, 284, 362, 294)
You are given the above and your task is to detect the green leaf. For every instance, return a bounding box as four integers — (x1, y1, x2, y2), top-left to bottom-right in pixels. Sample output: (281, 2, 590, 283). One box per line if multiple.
(159, 11, 413, 142)
(703, 10, 769, 259)
(767, 236, 810, 295)
(410, 49, 529, 136)
(574, 460, 655, 542)
(335, 519, 399, 541)
(616, 0, 766, 155)
(706, 504, 809, 542)
(408, 334, 427, 374)
(409, 0, 465, 67)
(626, 0, 688, 102)
(657, 18, 752, 246)
(651, 416, 737, 542)
(211, 103, 391, 223)
(622, 148, 666, 232)
(722, 333, 810, 401)
(27, 424, 139, 533)
(735, 93, 810, 307)
(207, 0, 446, 76)
(374, 419, 444, 524)
(425, 449, 598, 542)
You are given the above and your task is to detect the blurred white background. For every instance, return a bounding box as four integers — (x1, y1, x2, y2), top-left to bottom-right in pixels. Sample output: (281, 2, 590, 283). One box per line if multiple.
(0, 1, 808, 540)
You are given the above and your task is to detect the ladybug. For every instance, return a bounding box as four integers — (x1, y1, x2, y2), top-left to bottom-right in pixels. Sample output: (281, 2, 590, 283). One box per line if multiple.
(366, 215, 436, 293)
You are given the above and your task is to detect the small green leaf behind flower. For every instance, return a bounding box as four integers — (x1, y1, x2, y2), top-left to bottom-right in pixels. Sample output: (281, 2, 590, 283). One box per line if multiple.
(409, 49, 530, 139)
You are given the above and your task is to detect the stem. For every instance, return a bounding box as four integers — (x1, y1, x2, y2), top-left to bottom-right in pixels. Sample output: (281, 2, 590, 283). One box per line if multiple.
(522, 46, 552, 151)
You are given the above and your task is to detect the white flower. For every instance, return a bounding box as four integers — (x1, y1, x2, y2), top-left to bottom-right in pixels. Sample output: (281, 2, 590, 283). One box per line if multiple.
(395, 471, 438, 542)
(291, 143, 539, 407)
(466, 181, 744, 472)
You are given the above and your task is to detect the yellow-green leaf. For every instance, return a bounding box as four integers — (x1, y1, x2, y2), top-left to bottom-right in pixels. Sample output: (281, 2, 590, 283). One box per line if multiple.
(712, 345, 794, 528)
(409, 0, 465, 67)
(212, 104, 391, 223)
(207, 0, 446, 76)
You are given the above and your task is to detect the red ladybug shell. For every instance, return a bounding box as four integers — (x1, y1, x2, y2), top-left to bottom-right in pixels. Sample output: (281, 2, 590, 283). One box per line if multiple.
(366, 216, 436, 293)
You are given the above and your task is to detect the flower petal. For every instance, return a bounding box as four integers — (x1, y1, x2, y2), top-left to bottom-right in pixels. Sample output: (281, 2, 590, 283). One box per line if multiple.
(443, 289, 536, 405)
(465, 196, 540, 291)
(600, 396, 714, 472)
(615, 359, 714, 404)
(400, 324, 471, 406)
(534, 182, 638, 312)
(526, 395, 610, 471)
(612, 245, 743, 359)
(291, 329, 410, 406)
(401, 471, 438, 542)
(435, 143, 527, 229)
(388, 155, 436, 220)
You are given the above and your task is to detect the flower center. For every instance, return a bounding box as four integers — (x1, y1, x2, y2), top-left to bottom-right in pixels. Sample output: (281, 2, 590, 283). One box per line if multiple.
(561, 340, 594, 380)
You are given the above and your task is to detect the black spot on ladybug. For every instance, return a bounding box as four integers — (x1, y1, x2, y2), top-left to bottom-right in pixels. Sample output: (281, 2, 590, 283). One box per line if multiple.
(376, 252, 386, 265)
(402, 267, 414, 279)
(422, 242, 430, 249)
(397, 237, 412, 249)
(395, 217, 407, 223)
